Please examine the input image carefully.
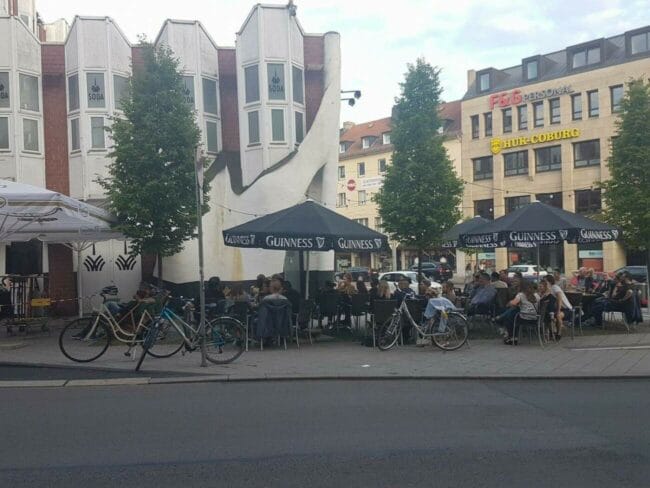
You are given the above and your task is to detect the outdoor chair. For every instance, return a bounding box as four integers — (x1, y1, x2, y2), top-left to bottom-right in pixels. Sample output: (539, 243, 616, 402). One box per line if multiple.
(295, 299, 317, 346)
(317, 293, 340, 330)
(350, 294, 369, 333)
(230, 301, 251, 351)
(564, 291, 583, 339)
(256, 299, 292, 351)
(405, 298, 427, 344)
(513, 301, 548, 347)
(371, 299, 397, 348)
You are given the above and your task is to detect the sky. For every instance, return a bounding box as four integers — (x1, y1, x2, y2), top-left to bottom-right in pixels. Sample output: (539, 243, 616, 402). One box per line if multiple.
(37, 0, 650, 124)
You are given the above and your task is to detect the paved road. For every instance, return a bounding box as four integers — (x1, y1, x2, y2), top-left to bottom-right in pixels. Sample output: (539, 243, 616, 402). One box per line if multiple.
(0, 364, 186, 381)
(1, 379, 649, 487)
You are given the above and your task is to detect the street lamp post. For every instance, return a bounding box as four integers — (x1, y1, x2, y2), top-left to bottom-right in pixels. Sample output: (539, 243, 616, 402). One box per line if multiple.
(195, 149, 207, 367)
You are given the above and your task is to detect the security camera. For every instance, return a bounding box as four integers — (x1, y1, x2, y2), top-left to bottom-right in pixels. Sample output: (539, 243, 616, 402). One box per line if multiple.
(348, 98, 355, 107)
(354, 90, 361, 99)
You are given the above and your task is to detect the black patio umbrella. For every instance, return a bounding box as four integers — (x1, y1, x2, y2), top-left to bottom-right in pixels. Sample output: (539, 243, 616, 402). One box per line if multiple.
(223, 199, 389, 296)
(441, 216, 490, 249)
(458, 201, 621, 277)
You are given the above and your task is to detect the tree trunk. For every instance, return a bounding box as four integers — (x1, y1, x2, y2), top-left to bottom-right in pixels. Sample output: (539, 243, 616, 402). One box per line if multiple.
(417, 249, 423, 283)
(157, 253, 163, 288)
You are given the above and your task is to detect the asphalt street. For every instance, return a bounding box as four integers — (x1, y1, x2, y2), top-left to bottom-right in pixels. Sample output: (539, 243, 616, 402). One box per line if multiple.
(0, 364, 182, 380)
(1, 379, 649, 487)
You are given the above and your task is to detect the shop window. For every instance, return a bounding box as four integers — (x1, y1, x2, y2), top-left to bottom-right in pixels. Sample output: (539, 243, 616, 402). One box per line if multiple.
(338, 165, 345, 179)
(578, 242, 603, 272)
(19, 73, 39, 111)
(474, 199, 494, 220)
(113, 74, 129, 110)
(267, 63, 285, 100)
(473, 156, 493, 181)
(70, 118, 80, 152)
(536, 192, 562, 208)
(0, 117, 8, 150)
(337, 192, 347, 207)
(549, 98, 560, 124)
(587, 90, 599, 117)
(517, 105, 527, 130)
(535, 145, 561, 172)
(295, 111, 304, 143)
(505, 195, 530, 214)
(91, 117, 105, 149)
(504, 150, 528, 176)
(206, 120, 218, 153)
(471, 115, 479, 139)
(358, 190, 367, 206)
(244, 65, 259, 103)
(575, 189, 601, 214)
(571, 93, 582, 120)
(574, 139, 600, 167)
(23, 118, 38, 152)
(202, 78, 218, 115)
(378, 158, 387, 173)
(533, 101, 543, 127)
(0, 72, 9, 109)
(502, 107, 512, 133)
(86, 73, 105, 109)
(610, 85, 623, 113)
(357, 162, 365, 177)
(630, 30, 650, 55)
(271, 109, 285, 142)
(292, 66, 304, 104)
(181, 76, 195, 107)
(484, 112, 492, 137)
(247, 111, 259, 144)
(68, 74, 79, 112)
(571, 45, 601, 69)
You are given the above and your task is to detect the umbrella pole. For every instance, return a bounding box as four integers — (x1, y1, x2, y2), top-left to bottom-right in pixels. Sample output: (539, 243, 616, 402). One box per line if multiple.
(536, 246, 541, 283)
(77, 247, 83, 318)
(305, 251, 310, 300)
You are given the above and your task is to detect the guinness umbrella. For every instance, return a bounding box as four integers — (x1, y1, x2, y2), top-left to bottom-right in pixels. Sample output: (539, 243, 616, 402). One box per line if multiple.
(441, 216, 490, 249)
(459, 201, 621, 278)
(223, 199, 389, 296)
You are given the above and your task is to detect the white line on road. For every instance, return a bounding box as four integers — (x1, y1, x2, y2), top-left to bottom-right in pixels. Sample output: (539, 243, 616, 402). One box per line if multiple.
(571, 345, 650, 352)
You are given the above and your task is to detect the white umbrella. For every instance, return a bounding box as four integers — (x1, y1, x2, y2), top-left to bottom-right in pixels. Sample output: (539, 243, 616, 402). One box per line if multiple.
(0, 180, 123, 316)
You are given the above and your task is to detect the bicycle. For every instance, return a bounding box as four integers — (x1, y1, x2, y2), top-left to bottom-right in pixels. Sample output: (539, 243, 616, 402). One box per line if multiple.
(58, 286, 167, 363)
(135, 296, 246, 371)
(377, 298, 469, 351)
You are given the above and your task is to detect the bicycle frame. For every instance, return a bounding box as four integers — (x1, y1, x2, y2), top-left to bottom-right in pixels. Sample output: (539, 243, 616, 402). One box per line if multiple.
(81, 302, 153, 347)
(156, 305, 201, 350)
(390, 299, 463, 339)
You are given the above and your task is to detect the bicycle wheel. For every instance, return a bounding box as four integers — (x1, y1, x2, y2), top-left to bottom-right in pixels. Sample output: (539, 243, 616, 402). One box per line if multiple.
(432, 312, 468, 351)
(204, 317, 245, 364)
(59, 316, 110, 363)
(135, 318, 161, 371)
(146, 319, 184, 358)
(377, 315, 400, 351)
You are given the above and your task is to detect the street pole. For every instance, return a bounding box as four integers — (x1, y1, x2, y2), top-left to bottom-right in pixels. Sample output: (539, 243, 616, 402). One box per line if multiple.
(195, 149, 207, 367)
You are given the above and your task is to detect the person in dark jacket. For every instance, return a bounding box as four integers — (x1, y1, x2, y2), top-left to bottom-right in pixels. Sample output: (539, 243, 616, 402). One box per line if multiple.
(281, 280, 301, 318)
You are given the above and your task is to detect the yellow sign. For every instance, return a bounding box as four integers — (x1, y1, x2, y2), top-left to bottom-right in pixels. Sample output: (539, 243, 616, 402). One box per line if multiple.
(490, 128, 581, 155)
(31, 298, 51, 307)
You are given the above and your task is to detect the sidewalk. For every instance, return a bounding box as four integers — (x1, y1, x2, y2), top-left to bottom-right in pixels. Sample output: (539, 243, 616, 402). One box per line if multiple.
(3, 325, 650, 383)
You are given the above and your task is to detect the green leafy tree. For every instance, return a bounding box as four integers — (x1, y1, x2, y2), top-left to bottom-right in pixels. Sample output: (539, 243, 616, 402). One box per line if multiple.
(601, 79, 650, 280)
(374, 58, 463, 279)
(99, 41, 209, 284)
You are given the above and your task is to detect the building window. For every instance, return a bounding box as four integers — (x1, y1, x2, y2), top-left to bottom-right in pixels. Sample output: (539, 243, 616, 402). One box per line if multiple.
(374, 217, 382, 232)
(86, 72, 105, 108)
(0, 72, 10, 109)
(502, 108, 512, 133)
(357, 162, 365, 177)
(504, 150, 528, 176)
(295, 112, 304, 143)
(524, 59, 538, 80)
(113, 74, 129, 110)
(271, 109, 284, 142)
(484, 112, 492, 137)
(244, 65, 259, 103)
(571, 93, 582, 120)
(382, 132, 391, 145)
(247, 111, 259, 144)
(67, 74, 79, 112)
(471, 115, 479, 139)
(19, 73, 39, 111)
(610, 85, 624, 113)
(533, 101, 544, 127)
(630, 31, 650, 55)
(354, 218, 369, 226)
(535, 145, 562, 172)
(339, 142, 348, 153)
(473, 156, 493, 181)
(358, 190, 367, 206)
(474, 199, 494, 220)
(536, 192, 562, 209)
(574, 139, 600, 167)
(267, 63, 285, 100)
(0, 117, 9, 150)
(378, 158, 387, 173)
(572, 46, 601, 69)
(202, 78, 218, 115)
(70, 118, 80, 152)
(338, 165, 345, 179)
(90, 117, 105, 149)
(517, 105, 527, 130)
(292, 66, 304, 104)
(575, 189, 601, 214)
(23, 118, 38, 152)
(587, 90, 599, 117)
(206, 120, 218, 153)
(181, 76, 195, 106)
(478, 72, 490, 92)
(505, 195, 530, 214)
(337, 192, 346, 207)
(549, 98, 560, 124)
(362, 136, 373, 149)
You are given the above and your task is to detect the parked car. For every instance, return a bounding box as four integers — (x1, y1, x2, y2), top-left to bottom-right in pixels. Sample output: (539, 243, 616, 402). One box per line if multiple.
(378, 271, 442, 295)
(506, 265, 548, 279)
(613, 266, 648, 283)
(335, 267, 370, 283)
(409, 261, 453, 282)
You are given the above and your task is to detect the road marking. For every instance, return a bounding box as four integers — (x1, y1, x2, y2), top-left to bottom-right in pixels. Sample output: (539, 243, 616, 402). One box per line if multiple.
(570, 345, 650, 352)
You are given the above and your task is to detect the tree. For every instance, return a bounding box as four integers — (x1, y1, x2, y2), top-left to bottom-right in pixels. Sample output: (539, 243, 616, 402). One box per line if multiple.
(601, 79, 650, 282)
(374, 58, 463, 279)
(99, 41, 209, 285)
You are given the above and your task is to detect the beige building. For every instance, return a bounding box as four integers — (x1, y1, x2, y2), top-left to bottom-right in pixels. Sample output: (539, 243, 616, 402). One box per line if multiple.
(461, 26, 650, 274)
(336, 102, 461, 271)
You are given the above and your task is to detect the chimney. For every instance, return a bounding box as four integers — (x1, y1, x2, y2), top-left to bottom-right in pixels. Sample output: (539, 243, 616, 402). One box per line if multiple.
(467, 69, 476, 91)
(342, 121, 355, 132)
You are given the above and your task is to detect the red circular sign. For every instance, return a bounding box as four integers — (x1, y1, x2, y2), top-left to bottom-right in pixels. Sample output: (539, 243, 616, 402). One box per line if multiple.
(347, 179, 356, 191)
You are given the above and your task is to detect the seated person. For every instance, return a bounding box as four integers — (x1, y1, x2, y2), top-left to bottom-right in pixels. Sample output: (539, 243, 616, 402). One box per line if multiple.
(255, 278, 272, 305)
(441, 281, 457, 305)
(281, 280, 302, 318)
(416, 279, 435, 299)
(392, 277, 415, 305)
(263, 279, 289, 302)
(544, 274, 573, 338)
(491, 271, 508, 289)
(373, 280, 392, 302)
(105, 285, 155, 322)
(538, 279, 558, 339)
(586, 275, 634, 328)
(500, 280, 539, 345)
(467, 272, 496, 316)
(336, 273, 357, 326)
(317, 281, 338, 326)
(249, 274, 266, 299)
(228, 284, 253, 305)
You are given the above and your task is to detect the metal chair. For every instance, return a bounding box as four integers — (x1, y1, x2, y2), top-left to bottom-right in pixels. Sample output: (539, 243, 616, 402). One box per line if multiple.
(350, 294, 369, 333)
(405, 298, 427, 344)
(230, 301, 251, 351)
(318, 292, 339, 330)
(513, 301, 548, 347)
(564, 291, 583, 339)
(295, 299, 317, 346)
(371, 299, 397, 348)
